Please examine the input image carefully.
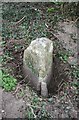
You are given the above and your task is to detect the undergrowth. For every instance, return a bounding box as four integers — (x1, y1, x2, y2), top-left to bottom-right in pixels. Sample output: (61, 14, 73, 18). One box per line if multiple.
(1, 70, 17, 91)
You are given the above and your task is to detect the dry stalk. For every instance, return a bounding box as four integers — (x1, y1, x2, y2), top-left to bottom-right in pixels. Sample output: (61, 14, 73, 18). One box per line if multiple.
(27, 103, 41, 109)
(14, 16, 26, 26)
(74, 17, 79, 24)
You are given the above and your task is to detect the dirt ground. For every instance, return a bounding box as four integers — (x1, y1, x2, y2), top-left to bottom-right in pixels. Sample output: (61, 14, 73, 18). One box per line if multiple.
(1, 3, 78, 118)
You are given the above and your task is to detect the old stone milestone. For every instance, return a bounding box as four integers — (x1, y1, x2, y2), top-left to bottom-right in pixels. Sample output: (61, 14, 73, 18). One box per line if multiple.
(23, 37, 53, 97)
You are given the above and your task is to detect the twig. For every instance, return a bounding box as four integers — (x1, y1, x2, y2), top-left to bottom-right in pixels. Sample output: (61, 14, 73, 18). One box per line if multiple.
(13, 75, 28, 95)
(27, 103, 41, 109)
(46, 28, 61, 41)
(58, 82, 65, 92)
(13, 84, 22, 96)
(67, 95, 75, 108)
(16, 87, 24, 99)
(74, 17, 79, 23)
(28, 105, 37, 118)
(13, 16, 26, 27)
(58, 79, 64, 88)
(45, 21, 61, 40)
(19, 75, 28, 84)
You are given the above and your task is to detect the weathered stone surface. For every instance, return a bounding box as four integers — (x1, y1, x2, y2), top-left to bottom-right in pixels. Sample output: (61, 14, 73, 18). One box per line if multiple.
(23, 37, 53, 81)
(23, 37, 53, 97)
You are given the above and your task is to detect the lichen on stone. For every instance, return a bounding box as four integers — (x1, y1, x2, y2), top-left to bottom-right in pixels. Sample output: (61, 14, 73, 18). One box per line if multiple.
(23, 37, 53, 81)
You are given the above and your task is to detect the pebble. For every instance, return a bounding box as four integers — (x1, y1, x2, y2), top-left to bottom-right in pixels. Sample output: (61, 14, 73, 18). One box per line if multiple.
(2, 110, 4, 113)
(68, 56, 77, 65)
(66, 106, 71, 110)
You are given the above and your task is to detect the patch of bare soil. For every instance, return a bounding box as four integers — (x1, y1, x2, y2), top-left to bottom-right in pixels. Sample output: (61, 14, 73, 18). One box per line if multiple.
(2, 91, 25, 118)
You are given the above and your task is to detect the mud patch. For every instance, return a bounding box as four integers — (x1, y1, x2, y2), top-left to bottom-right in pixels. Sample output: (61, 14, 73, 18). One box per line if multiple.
(2, 92, 26, 118)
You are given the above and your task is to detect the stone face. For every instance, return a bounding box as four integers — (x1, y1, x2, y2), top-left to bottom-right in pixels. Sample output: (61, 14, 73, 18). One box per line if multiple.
(23, 37, 53, 81)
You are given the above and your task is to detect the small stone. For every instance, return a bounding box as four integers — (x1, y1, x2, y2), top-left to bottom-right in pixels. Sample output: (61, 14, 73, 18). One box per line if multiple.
(66, 106, 71, 110)
(39, 98, 42, 101)
(41, 82, 48, 97)
(48, 98, 53, 102)
(68, 56, 77, 65)
(2, 110, 4, 113)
